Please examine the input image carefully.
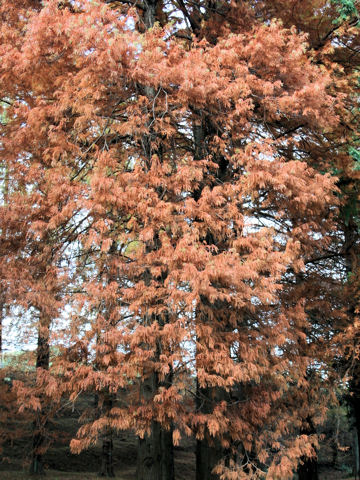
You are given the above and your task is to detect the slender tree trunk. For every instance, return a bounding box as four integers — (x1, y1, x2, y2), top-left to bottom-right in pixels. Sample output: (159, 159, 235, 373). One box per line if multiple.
(100, 437, 114, 478)
(99, 391, 115, 477)
(350, 373, 360, 479)
(354, 428, 360, 479)
(30, 312, 50, 476)
(136, 315, 174, 480)
(343, 220, 360, 478)
(351, 380, 360, 478)
(94, 328, 116, 478)
(331, 410, 340, 469)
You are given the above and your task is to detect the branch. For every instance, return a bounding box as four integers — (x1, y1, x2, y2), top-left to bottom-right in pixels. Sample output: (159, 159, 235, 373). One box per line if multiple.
(105, 0, 145, 11)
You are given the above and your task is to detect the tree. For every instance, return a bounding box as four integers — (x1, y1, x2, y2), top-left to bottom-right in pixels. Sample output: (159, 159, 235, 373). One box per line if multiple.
(0, 1, 85, 472)
(0, 1, 348, 479)
(258, 1, 360, 476)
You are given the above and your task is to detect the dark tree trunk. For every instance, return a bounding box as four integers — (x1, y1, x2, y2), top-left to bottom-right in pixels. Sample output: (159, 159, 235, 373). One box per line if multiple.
(99, 391, 115, 477)
(136, 370, 174, 480)
(137, 420, 174, 480)
(193, 108, 230, 479)
(144, 0, 157, 29)
(100, 437, 114, 477)
(196, 381, 226, 480)
(298, 457, 319, 480)
(297, 417, 319, 480)
(343, 221, 360, 478)
(29, 312, 50, 476)
(354, 428, 360, 479)
(330, 409, 340, 470)
(196, 433, 224, 480)
(350, 372, 360, 478)
(30, 429, 47, 476)
(136, 3, 174, 478)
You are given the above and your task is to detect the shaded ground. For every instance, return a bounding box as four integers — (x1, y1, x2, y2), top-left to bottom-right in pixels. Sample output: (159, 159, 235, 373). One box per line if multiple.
(0, 392, 195, 479)
(0, 473, 125, 480)
(0, 392, 355, 479)
(0, 467, 355, 479)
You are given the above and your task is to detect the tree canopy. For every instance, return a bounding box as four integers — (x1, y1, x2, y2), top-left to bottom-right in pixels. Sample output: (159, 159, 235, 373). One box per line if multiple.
(1, 1, 360, 479)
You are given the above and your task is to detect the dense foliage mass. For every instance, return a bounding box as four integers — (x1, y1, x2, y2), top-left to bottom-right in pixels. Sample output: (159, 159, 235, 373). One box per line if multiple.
(0, 1, 360, 479)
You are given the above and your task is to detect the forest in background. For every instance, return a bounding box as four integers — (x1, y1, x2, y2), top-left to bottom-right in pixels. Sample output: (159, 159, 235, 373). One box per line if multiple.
(1, 1, 360, 479)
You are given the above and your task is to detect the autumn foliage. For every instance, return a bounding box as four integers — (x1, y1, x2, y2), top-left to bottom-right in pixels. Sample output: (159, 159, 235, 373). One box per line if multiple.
(0, 1, 360, 479)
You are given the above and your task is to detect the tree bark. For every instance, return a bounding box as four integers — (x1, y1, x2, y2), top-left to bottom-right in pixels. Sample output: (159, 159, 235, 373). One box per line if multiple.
(136, 370, 174, 480)
(343, 220, 360, 478)
(196, 430, 224, 479)
(297, 417, 319, 480)
(354, 428, 360, 479)
(351, 374, 360, 478)
(196, 382, 226, 480)
(298, 457, 319, 480)
(137, 421, 174, 480)
(30, 312, 50, 476)
(94, 326, 116, 477)
(135, 2, 174, 478)
(193, 104, 229, 479)
(99, 391, 115, 477)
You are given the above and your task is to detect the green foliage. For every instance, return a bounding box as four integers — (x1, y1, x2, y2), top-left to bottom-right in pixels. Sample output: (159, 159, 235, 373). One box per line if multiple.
(342, 192, 358, 226)
(0, 100, 9, 125)
(349, 146, 360, 171)
(332, 0, 359, 23)
(123, 240, 141, 256)
(340, 147, 360, 228)
(0, 350, 35, 371)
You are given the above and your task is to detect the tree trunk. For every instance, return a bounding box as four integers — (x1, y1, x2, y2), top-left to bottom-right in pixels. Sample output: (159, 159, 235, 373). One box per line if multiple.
(196, 382, 226, 480)
(330, 410, 340, 469)
(298, 457, 319, 480)
(351, 380, 360, 478)
(297, 417, 319, 480)
(137, 420, 174, 480)
(196, 433, 224, 480)
(99, 391, 115, 477)
(354, 428, 360, 479)
(136, 370, 174, 480)
(193, 108, 229, 479)
(343, 221, 360, 478)
(136, 3, 174, 478)
(100, 437, 114, 477)
(29, 312, 50, 476)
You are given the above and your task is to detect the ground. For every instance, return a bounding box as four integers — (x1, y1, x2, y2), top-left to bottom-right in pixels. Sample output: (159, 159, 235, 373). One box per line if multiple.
(0, 392, 356, 479)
